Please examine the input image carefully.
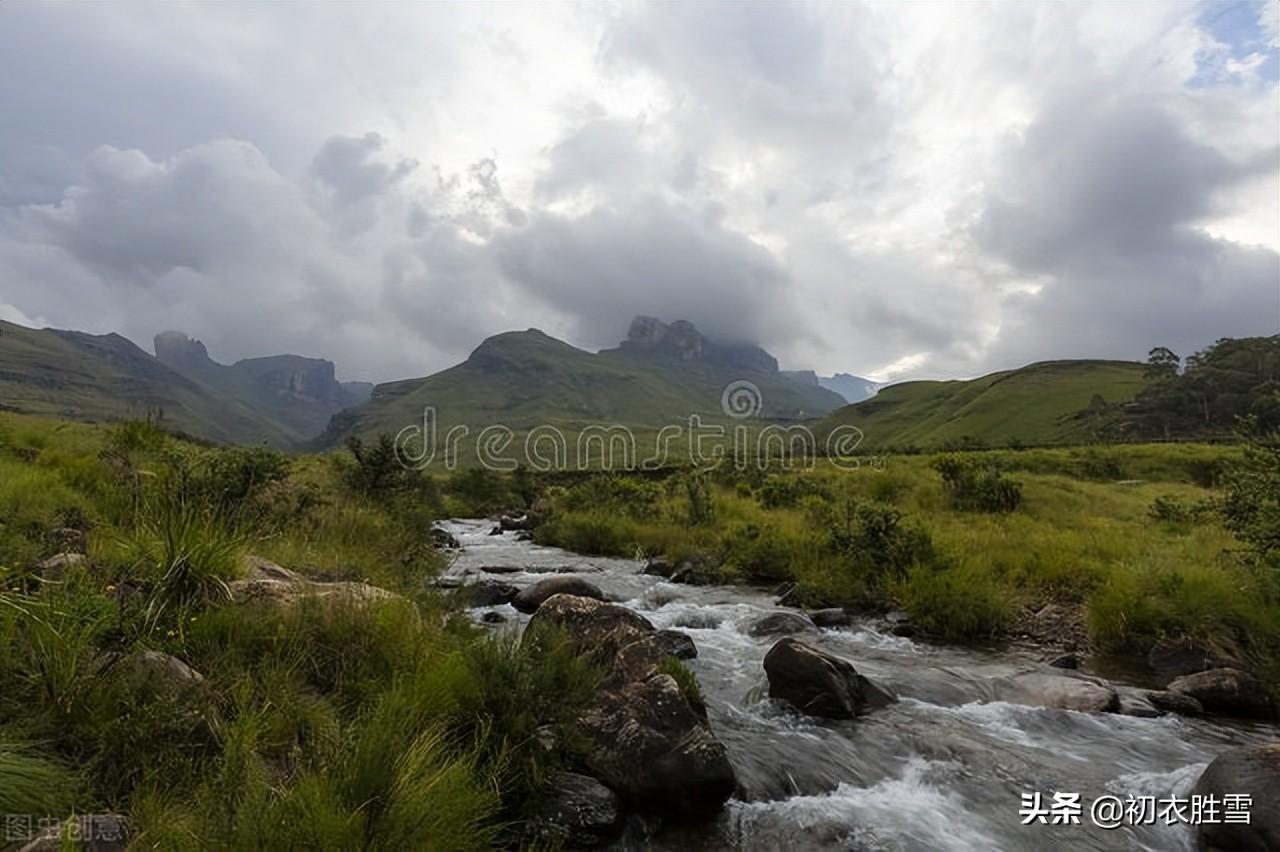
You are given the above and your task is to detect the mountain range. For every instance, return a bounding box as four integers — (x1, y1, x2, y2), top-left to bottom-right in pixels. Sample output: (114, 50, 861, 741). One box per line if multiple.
(0, 314, 1160, 453)
(322, 317, 849, 449)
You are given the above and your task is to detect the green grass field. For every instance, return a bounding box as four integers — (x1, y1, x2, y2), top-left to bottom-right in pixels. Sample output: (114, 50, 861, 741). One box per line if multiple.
(818, 359, 1149, 449)
(0, 409, 1274, 846)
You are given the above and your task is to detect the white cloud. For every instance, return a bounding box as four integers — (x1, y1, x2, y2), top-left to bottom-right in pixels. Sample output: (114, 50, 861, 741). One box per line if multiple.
(0, 1, 1274, 383)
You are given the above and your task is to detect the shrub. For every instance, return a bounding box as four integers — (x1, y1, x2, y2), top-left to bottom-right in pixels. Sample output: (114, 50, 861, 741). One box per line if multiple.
(932, 455, 1022, 513)
(899, 565, 1012, 639)
(1220, 421, 1280, 562)
(680, 471, 716, 526)
(828, 501, 935, 585)
(1076, 448, 1126, 481)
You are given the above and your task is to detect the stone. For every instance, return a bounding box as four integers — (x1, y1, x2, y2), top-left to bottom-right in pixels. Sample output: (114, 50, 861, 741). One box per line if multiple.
(530, 772, 623, 847)
(525, 595, 736, 818)
(430, 527, 461, 549)
(36, 552, 86, 581)
(1002, 671, 1120, 714)
(763, 637, 896, 719)
(1193, 743, 1280, 852)
(746, 611, 818, 638)
(512, 577, 606, 614)
(1049, 653, 1080, 669)
(809, 608, 850, 628)
(654, 629, 698, 660)
(1167, 668, 1273, 719)
(468, 581, 518, 607)
(1147, 638, 1240, 682)
(481, 611, 507, 624)
(229, 556, 400, 608)
(641, 557, 676, 578)
(1144, 690, 1204, 717)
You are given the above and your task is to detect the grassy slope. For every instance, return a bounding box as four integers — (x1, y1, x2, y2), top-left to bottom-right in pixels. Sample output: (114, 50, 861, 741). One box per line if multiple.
(0, 321, 294, 448)
(0, 411, 594, 846)
(326, 329, 847, 456)
(820, 360, 1148, 449)
(533, 442, 1278, 684)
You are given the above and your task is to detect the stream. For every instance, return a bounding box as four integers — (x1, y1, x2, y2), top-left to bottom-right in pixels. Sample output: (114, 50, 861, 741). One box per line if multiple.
(438, 519, 1276, 852)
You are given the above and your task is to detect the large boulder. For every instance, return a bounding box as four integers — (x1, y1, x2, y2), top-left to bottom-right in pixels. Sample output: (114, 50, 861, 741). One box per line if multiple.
(1002, 670, 1119, 714)
(526, 595, 736, 818)
(530, 771, 623, 847)
(763, 637, 896, 719)
(746, 611, 818, 638)
(1192, 743, 1280, 852)
(1167, 668, 1273, 719)
(512, 576, 606, 614)
(499, 514, 531, 532)
(575, 673, 736, 817)
(430, 527, 461, 550)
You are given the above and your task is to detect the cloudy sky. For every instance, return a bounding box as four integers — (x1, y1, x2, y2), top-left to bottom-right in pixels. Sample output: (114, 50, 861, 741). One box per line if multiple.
(1, 1, 1276, 383)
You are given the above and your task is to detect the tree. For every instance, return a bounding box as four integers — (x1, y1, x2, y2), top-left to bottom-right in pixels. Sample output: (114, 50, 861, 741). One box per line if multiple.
(1145, 346, 1180, 380)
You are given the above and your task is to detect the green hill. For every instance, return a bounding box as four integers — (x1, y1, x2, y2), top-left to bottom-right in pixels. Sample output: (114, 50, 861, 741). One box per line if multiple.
(0, 320, 294, 447)
(818, 359, 1149, 450)
(323, 323, 847, 460)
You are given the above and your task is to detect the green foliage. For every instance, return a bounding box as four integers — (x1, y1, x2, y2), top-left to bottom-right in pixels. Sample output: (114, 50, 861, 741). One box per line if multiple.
(1220, 420, 1280, 562)
(932, 455, 1023, 512)
(122, 489, 245, 632)
(0, 744, 77, 816)
(345, 434, 436, 503)
(898, 565, 1012, 640)
(1125, 336, 1280, 438)
(828, 501, 935, 587)
(446, 467, 509, 514)
(681, 471, 716, 526)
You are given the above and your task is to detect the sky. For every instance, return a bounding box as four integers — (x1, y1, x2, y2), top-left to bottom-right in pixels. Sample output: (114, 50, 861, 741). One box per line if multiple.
(0, 1, 1277, 384)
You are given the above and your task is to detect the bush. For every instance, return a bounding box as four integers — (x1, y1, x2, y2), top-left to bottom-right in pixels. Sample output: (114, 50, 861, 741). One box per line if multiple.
(1220, 421, 1280, 562)
(899, 565, 1012, 639)
(932, 455, 1022, 513)
(679, 471, 716, 526)
(1076, 448, 1126, 481)
(828, 501, 935, 586)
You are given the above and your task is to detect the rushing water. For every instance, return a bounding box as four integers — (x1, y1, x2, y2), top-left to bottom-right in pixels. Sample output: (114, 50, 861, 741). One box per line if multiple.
(438, 519, 1276, 852)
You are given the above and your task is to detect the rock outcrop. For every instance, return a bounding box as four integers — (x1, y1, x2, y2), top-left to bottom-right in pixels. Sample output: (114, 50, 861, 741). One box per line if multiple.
(228, 556, 400, 608)
(525, 595, 736, 818)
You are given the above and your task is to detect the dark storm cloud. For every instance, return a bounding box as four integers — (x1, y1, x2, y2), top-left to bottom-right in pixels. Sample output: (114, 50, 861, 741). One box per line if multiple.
(973, 91, 1280, 365)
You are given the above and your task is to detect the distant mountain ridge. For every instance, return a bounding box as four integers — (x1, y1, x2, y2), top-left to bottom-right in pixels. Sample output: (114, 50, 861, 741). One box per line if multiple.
(154, 331, 371, 442)
(324, 317, 849, 446)
(0, 320, 294, 446)
(818, 373, 880, 403)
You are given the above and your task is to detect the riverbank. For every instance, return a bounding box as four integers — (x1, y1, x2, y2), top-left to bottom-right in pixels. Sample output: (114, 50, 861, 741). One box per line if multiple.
(442, 518, 1279, 850)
